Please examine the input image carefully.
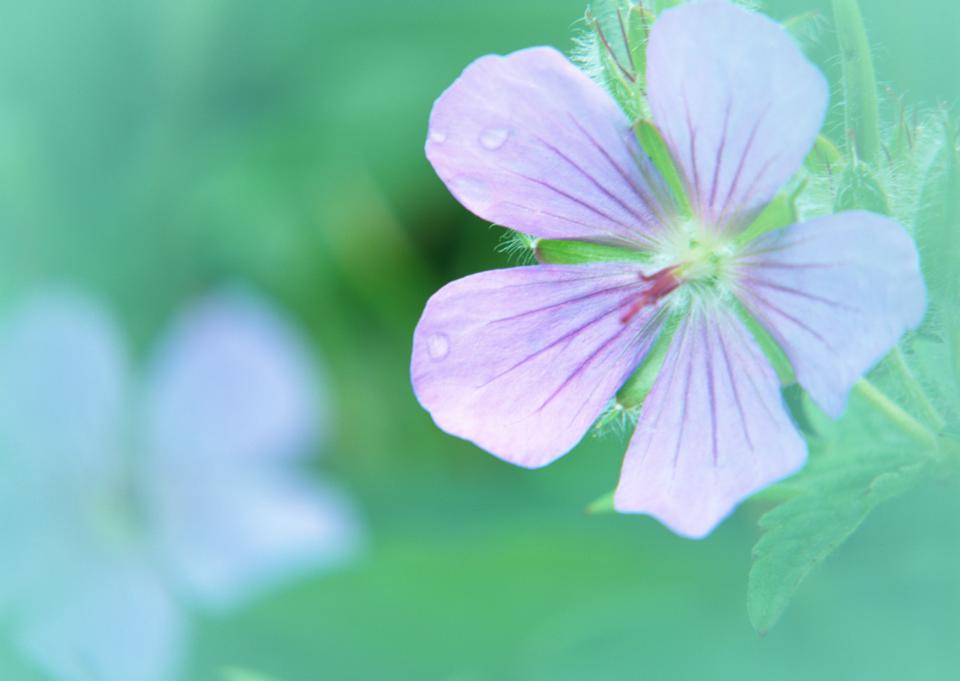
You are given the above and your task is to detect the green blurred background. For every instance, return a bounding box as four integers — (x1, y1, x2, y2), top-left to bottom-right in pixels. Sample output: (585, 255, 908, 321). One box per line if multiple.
(0, 1, 957, 679)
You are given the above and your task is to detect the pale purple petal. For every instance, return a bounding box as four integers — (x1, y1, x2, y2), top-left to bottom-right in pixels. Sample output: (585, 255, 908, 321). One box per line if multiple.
(17, 558, 183, 681)
(0, 291, 127, 479)
(150, 469, 360, 609)
(427, 47, 670, 248)
(142, 288, 359, 608)
(0, 292, 129, 606)
(646, 0, 828, 230)
(412, 264, 666, 468)
(142, 287, 322, 466)
(735, 212, 926, 417)
(614, 303, 806, 538)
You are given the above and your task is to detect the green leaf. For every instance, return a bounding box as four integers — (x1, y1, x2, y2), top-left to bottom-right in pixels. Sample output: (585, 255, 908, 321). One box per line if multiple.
(535, 239, 651, 265)
(915, 117, 960, 304)
(832, 0, 882, 165)
(634, 119, 692, 218)
(748, 445, 929, 635)
(783, 11, 826, 51)
(804, 134, 844, 175)
(586, 1, 651, 118)
(911, 117, 960, 424)
(747, 385, 937, 635)
(834, 162, 891, 215)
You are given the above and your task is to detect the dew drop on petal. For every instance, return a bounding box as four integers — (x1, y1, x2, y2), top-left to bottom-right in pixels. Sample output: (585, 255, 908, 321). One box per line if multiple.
(426, 333, 450, 361)
(479, 128, 510, 150)
(430, 130, 447, 144)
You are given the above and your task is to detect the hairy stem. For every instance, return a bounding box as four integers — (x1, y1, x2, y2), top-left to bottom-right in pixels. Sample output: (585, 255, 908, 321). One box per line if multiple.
(854, 379, 938, 449)
(832, 0, 882, 165)
(889, 348, 946, 432)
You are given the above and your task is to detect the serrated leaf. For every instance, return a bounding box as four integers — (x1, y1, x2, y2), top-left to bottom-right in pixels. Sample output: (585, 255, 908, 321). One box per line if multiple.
(832, 0, 882, 165)
(748, 445, 929, 635)
(747, 386, 937, 635)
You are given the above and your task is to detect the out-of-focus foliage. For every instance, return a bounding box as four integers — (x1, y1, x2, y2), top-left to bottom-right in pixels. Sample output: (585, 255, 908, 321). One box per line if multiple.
(0, 0, 957, 679)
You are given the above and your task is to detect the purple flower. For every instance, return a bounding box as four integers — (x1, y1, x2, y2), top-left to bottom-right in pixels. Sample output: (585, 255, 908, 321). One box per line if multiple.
(411, 1, 925, 537)
(0, 288, 360, 681)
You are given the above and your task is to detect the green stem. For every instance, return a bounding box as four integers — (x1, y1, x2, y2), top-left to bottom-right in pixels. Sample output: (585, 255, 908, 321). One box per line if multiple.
(832, 0, 882, 165)
(888, 348, 946, 431)
(854, 379, 938, 449)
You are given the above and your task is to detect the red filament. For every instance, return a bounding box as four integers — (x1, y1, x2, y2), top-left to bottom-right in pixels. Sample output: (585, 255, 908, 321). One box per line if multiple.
(621, 267, 680, 323)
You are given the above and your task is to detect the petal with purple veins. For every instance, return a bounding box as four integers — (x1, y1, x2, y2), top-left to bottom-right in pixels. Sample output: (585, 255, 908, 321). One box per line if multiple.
(646, 0, 828, 231)
(735, 212, 926, 418)
(412, 264, 668, 468)
(427, 47, 672, 248)
(615, 303, 806, 539)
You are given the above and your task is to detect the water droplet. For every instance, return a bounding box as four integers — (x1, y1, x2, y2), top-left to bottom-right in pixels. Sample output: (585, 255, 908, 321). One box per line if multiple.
(430, 130, 447, 144)
(426, 333, 450, 360)
(479, 128, 510, 150)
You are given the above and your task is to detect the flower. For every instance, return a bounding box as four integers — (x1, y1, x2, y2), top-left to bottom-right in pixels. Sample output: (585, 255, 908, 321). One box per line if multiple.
(411, 0, 925, 538)
(0, 288, 360, 681)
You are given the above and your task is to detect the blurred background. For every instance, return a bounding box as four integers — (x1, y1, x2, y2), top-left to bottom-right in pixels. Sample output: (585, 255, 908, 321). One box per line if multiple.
(0, 1, 957, 679)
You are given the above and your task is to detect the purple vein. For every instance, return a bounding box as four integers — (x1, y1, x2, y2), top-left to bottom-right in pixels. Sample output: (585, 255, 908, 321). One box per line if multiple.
(484, 281, 637, 327)
(701, 318, 720, 466)
(499, 200, 638, 247)
(719, 151, 781, 232)
(729, 315, 784, 423)
(683, 95, 703, 216)
(708, 99, 733, 218)
(635, 316, 689, 468)
(740, 276, 856, 312)
(534, 319, 635, 415)
(671, 337, 696, 472)
(566, 304, 669, 426)
(530, 131, 655, 230)
(713, 318, 754, 448)
(506, 169, 626, 228)
(475, 303, 626, 390)
(747, 291, 835, 350)
(715, 102, 771, 228)
(567, 115, 667, 229)
(738, 259, 847, 272)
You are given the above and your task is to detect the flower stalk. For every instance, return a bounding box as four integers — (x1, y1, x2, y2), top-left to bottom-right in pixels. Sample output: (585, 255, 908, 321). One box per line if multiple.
(832, 0, 882, 166)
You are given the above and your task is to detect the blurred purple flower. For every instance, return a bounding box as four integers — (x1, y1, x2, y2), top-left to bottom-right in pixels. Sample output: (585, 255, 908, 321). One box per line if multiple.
(0, 288, 359, 681)
(412, 1, 925, 537)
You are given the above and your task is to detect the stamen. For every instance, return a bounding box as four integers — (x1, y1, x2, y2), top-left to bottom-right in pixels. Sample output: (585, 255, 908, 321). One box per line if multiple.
(621, 267, 681, 323)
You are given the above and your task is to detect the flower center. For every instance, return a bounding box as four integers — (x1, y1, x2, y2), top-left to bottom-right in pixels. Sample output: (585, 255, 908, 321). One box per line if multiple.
(664, 222, 736, 291)
(621, 225, 736, 324)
